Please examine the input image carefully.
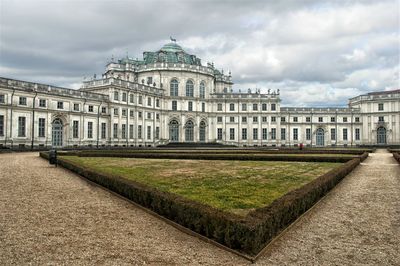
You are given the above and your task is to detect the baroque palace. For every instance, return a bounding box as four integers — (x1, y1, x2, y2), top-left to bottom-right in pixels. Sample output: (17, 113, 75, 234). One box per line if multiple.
(0, 41, 399, 148)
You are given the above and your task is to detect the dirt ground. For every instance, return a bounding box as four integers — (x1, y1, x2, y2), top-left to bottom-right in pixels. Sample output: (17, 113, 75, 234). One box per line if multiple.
(0, 150, 399, 265)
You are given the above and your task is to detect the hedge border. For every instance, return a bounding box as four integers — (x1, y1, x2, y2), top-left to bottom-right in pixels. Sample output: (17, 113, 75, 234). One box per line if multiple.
(39, 151, 366, 259)
(393, 152, 400, 164)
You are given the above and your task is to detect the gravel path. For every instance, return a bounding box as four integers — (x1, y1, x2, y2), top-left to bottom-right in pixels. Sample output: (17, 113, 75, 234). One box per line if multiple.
(0, 150, 399, 265)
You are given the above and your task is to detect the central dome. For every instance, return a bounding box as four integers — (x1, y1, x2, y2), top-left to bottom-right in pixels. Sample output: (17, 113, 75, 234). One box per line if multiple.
(160, 42, 184, 53)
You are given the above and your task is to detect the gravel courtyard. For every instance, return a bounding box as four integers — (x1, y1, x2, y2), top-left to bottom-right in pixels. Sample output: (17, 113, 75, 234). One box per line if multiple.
(0, 150, 399, 265)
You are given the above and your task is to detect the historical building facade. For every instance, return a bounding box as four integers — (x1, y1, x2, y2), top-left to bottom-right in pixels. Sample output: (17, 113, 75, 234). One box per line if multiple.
(0, 42, 399, 148)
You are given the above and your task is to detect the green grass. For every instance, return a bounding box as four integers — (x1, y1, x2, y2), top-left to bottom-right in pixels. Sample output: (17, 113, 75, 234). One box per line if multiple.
(63, 156, 341, 216)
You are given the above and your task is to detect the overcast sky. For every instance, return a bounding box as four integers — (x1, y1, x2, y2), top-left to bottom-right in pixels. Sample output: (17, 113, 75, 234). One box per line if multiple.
(0, 0, 398, 106)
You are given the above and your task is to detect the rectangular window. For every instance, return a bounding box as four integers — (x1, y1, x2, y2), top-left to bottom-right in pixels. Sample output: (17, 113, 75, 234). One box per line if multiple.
(39, 99, 46, 107)
(0, 94, 5, 103)
(217, 103, 223, 111)
(19, 97, 27, 105)
(130, 94, 134, 103)
(230, 103, 235, 111)
(130, 110, 134, 117)
(122, 109, 127, 117)
(122, 92, 127, 102)
(217, 128, 223, 140)
(306, 117, 311, 123)
(293, 128, 298, 140)
(378, 116, 384, 122)
(156, 113, 160, 120)
(74, 103, 79, 111)
(306, 128, 311, 140)
(229, 128, 235, 140)
(253, 128, 258, 140)
(147, 112, 151, 119)
(57, 101, 63, 109)
(262, 103, 267, 111)
(318, 117, 323, 122)
(242, 103, 247, 111)
(202, 102, 205, 112)
(101, 107, 107, 113)
(138, 125, 142, 139)
(253, 104, 258, 111)
(114, 108, 119, 115)
(271, 117, 276, 123)
(113, 123, 118, 138)
(156, 127, 160, 139)
(343, 128, 348, 141)
(242, 128, 247, 140)
(138, 95, 142, 104)
(271, 128, 276, 140)
(343, 117, 348, 122)
(355, 117, 360, 123)
(188, 101, 193, 111)
(122, 124, 126, 139)
(18, 117, 26, 137)
(147, 97, 152, 106)
(293, 117, 298, 122)
(331, 117, 336, 122)
(156, 99, 160, 107)
(129, 125, 134, 139)
(73, 121, 79, 138)
(138, 111, 142, 118)
(101, 123, 106, 139)
(355, 128, 360, 141)
(0, 115, 3, 136)
(378, 103, 384, 111)
(271, 104, 276, 111)
(281, 117, 286, 122)
(88, 105, 94, 112)
(262, 128, 268, 140)
(172, 100, 177, 111)
(114, 91, 119, 101)
(230, 116, 235, 123)
(280, 128, 286, 140)
(87, 122, 93, 139)
(331, 128, 336, 141)
(242, 116, 247, 123)
(217, 117, 223, 123)
(147, 126, 151, 140)
(253, 116, 258, 123)
(38, 118, 45, 137)
(262, 116, 267, 123)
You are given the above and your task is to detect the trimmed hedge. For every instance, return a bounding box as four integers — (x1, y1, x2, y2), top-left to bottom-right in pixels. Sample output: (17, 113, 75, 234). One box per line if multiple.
(393, 152, 400, 164)
(40, 151, 363, 256)
(73, 152, 358, 163)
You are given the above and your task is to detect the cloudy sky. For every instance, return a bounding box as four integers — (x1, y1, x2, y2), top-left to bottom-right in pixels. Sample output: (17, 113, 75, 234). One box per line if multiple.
(0, 0, 398, 106)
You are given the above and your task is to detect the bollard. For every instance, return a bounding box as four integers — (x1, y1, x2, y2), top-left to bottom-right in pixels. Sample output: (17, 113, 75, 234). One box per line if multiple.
(49, 149, 58, 166)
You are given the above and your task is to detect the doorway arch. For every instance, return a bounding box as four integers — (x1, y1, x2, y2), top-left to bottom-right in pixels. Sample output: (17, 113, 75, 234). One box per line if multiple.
(199, 121, 206, 142)
(185, 120, 194, 142)
(169, 120, 179, 142)
(52, 118, 63, 147)
(316, 128, 324, 146)
(377, 127, 386, 145)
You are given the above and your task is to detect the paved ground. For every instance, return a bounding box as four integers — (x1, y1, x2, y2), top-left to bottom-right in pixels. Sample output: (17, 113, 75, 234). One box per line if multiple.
(0, 150, 399, 265)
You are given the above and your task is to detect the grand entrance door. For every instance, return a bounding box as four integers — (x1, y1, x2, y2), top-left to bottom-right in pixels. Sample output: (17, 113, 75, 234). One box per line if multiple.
(169, 120, 179, 142)
(52, 118, 63, 147)
(199, 121, 206, 142)
(185, 120, 194, 142)
(377, 127, 386, 145)
(316, 128, 324, 146)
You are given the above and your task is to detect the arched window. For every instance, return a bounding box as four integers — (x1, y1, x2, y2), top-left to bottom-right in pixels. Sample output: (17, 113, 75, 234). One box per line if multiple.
(186, 80, 194, 97)
(185, 120, 194, 141)
(170, 79, 178, 97)
(169, 120, 179, 142)
(199, 121, 206, 142)
(199, 82, 205, 99)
